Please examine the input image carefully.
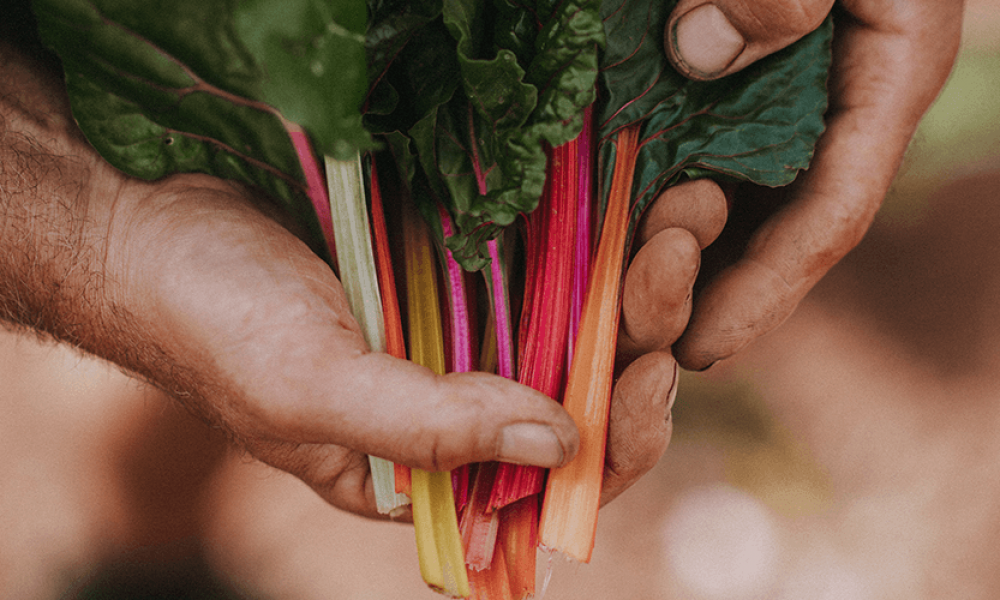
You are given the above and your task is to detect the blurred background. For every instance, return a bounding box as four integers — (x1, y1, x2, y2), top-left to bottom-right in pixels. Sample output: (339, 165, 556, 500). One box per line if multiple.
(2, 3, 999, 599)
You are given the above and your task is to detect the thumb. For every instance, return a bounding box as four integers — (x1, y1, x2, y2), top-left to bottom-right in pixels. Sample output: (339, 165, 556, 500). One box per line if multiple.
(665, 0, 834, 80)
(125, 176, 579, 475)
(262, 352, 582, 473)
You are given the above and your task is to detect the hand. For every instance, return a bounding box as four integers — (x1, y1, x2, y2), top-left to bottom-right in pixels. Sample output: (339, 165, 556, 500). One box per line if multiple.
(0, 42, 579, 519)
(605, 0, 964, 500)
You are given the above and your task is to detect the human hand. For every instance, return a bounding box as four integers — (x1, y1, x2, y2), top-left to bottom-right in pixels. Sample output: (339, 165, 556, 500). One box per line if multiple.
(605, 0, 964, 500)
(0, 42, 579, 520)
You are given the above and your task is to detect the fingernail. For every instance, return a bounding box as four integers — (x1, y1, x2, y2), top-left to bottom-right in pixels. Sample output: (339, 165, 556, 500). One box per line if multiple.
(671, 4, 745, 78)
(499, 423, 565, 468)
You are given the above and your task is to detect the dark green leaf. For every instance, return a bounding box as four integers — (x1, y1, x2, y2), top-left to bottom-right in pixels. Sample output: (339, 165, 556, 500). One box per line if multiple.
(364, 18, 460, 134)
(31, 0, 373, 210)
(396, 0, 604, 270)
(598, 0, 832, 226)
(364, 0, 443, 117)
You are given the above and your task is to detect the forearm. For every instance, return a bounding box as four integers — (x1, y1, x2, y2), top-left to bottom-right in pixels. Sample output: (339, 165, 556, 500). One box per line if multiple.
(0, 41, 128, 347)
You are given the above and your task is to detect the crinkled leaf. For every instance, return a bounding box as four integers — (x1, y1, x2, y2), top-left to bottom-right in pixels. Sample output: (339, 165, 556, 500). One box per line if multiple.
(598, 0, 832, 226)
(31, 0, 373, 215)
(398, 0, 604, 270)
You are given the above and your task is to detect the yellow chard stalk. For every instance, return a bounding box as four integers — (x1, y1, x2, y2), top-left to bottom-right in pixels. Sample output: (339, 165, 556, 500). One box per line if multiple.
(402, 198, 471, 598)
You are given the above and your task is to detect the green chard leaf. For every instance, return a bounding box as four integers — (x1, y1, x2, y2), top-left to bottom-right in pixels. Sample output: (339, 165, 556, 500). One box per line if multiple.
(32, 0, 832, 274)
(30, 0, 374, 221)
(375, 0, 604, 270)
(363, 0, 444, 118)
(598, 0, 832, 226)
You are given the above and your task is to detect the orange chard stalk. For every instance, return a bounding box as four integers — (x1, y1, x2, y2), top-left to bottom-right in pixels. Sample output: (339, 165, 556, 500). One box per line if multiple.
(498, 496, 540, 600)
(367, 158, 413, 497)
(538, 123, 641, 563)
(467, 536, 514, 600)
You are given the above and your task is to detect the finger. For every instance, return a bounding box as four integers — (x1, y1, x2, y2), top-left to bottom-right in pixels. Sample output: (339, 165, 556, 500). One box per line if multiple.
(124, 179, 579, 474)
(620, 227, 701, 355)
(601, 351, 678, 505)
(250, 439, 385, 519)
(264, 353, 581, 473)
(674, 3, 964, 370)
(635, 177, 729, 250)
(664, 0, 835, 80)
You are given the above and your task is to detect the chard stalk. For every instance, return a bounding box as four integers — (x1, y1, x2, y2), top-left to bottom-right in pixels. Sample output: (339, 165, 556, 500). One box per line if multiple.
(486, 238, 515, 381)
(367, 158, 413, 497)
(499, 496, 539, 600)
(490, 132, 582, 510)
(569, 106, 594, 362)
(286, 124, 337, 265)
(324, 151, 408, 515)
(403, 198, 471, 598)
(539, 124, 642, 563)
(460, 462, 501, 572)
(467, 542, 514, 600)
(437, 206, 475, 508)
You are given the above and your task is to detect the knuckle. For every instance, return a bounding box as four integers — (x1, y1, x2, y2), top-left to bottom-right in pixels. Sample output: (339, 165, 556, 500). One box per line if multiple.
(640, 179, 728, 248)
(623, 229, 700, 349)
(409, 374, 495, 472)
(742, 0, 832, 42)
(807, 191, 879, 274)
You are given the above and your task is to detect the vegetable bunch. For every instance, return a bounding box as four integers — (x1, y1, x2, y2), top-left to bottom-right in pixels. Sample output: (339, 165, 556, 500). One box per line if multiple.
(32, 0, 831, 596)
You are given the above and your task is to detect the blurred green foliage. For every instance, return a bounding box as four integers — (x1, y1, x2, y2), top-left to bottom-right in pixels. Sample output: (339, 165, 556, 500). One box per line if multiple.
(885, 49, 1000, 219)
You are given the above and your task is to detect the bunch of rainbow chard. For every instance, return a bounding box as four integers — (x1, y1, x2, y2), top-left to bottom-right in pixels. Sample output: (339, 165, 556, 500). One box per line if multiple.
(32, 0, 831, 596)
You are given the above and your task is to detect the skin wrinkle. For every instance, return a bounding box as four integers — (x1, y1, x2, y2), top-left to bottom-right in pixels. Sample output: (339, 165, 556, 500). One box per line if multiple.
(0, 47, 137, 355)
(738, 258, 795, 327)
(419, 372, 493, 471)
(740, 0, 831, 43)
(326, 450, 383, 519)
(254, 440, 378, 518)
(237, 349, 536, 473)
(428, 433, 446, 474)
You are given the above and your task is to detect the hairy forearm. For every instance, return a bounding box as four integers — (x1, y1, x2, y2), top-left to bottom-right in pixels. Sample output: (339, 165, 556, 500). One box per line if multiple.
(1, 41, 295, 436)
(0, 41, 125, 345)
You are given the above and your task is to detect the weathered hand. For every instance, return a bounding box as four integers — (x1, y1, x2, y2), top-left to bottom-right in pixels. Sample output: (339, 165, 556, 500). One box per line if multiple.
(0, 42, 579, 519)
(605, 0, 963, 501)
(669, 0, 963, 369)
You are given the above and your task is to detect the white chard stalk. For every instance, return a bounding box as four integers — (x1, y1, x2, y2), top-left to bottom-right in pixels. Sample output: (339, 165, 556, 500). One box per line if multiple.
(325, 152, 410, 515)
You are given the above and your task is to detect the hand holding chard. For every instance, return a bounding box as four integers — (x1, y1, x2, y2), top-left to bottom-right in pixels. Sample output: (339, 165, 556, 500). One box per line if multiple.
(27, 0, 834, 596)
